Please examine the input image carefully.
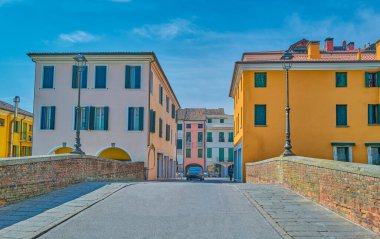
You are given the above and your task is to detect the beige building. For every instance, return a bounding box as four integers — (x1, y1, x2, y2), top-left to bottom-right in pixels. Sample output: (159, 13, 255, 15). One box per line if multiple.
(28, 52, 180, 180)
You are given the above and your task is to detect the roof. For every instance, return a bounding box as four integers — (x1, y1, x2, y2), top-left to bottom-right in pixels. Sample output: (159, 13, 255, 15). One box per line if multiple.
(0, 101, 33, 117)
(27, 52, 180, 108)
(177, 108, 225, 121)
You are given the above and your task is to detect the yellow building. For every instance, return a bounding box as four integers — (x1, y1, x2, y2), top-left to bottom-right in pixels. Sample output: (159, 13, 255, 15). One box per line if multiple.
(230, 38, 380, 182)
(0, 100, 33, 158)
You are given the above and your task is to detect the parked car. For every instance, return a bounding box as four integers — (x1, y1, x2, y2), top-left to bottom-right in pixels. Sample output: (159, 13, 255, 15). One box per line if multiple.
(186, 166, 204, 181)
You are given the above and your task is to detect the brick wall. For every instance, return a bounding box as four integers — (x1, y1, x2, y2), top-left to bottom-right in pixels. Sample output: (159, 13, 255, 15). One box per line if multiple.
(246, 156, 380, 233)
(0, 154, 144, 206)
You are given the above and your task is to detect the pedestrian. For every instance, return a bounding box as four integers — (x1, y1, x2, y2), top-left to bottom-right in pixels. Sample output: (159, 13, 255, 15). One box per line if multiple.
(228, 167, 233, 182)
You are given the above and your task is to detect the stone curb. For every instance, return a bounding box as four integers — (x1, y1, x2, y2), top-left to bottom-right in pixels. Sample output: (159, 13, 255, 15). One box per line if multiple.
(0, 183, 133, 239)
(235, 185, 293, 239)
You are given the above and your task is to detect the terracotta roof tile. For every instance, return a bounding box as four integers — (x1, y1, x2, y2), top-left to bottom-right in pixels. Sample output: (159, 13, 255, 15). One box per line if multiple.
(0, 101, 33, 117)
(177, 108, 225, 121)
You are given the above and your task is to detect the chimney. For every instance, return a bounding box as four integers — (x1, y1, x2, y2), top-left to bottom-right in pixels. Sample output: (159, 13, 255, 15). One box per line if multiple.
(347, 42, 355, 50)
(307, 41, 321, 60)
(356, 48, 361, 60)
(342, 40, 347, 50)
(376, 40, 380, 60)
(324, 38, 334, 51)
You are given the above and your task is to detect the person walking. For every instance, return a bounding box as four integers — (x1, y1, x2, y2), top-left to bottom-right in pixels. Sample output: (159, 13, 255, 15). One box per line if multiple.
(228, 166, 233, 182)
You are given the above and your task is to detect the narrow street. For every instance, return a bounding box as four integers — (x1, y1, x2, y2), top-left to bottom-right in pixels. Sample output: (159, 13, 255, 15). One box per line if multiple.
(38, 179, 281, 239)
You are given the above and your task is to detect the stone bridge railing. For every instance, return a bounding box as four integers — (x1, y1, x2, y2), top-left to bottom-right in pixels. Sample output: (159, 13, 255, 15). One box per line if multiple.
(0, 154, 144, 206)
(246, 156, 380, 233)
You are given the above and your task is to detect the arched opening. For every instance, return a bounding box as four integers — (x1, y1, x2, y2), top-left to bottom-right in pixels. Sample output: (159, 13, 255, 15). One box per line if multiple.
(53, 147, 73, 154)
(98, 147, 131, 161)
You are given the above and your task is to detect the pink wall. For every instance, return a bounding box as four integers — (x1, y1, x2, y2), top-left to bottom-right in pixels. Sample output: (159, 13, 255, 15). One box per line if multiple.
(183, 121, 205, 171)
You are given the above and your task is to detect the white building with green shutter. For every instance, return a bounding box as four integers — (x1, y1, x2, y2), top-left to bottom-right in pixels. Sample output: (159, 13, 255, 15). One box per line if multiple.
(28, 52, 180, 180)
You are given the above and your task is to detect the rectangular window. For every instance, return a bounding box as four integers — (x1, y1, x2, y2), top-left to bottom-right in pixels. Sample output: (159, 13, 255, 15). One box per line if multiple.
(149, 70, 153, 94)
(368, 104, 380, 125)
(219, 132, 225, 142)
(177, 139, 183, 149)
(0, 118, 4, 126)
(165, 124, 170, 141)
(72, 65, 88, 88)
(125, 65, 141, 89)
(336, 147, 350, 162)
(186, 149, 191, 158)
(336, 105, 347, 126)
(12, 146, 19, 157)
(207, 148, 212, 158)
(128, 107, 144, 131)
(198, 148, 203, 158)
(21, 122, 27, 140)
(177, 124, 183, 130)
(207, 119, 212, 123)
(219, 148, 224, 162)
(228, 148, 233, 162)
(42, 66, 54, 88)
(40, 106, 56, 130)
(171, 104, 175, 119)
(159, 85, 163, 105)
(149, 110, 156, 133)
(197, 132, 203, 142)
(254, 72, 267, 87)
(14, 121, 20, 133)
(198, 124, 203, 129)
(92, 106, 109, 130)
(166, 96, 169, 113)
(255, 105, 266, 126)
(186, 124, 191, 129)
(95, 66, 107, 88)
(207, 132, 213, 142)
(369, 147, 380, 165)
(365, 72, 380, 87)
(159, 118, 163, 138)
(186, 132, 191, 142)
(74, 106, 89, 130)
(228, 132, 233, 142)
(336, 72, 347, 87)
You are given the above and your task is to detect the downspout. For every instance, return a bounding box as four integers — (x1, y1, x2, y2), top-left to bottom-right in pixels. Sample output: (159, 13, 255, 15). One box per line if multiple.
(9, 96, 20, 157)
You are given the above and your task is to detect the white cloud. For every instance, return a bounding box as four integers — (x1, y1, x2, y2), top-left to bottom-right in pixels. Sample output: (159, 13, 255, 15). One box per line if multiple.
(0, 0, 20, 6)
(132, 19, 200, 40)
(110, 0, 132, 2)
(59, 31, 100, 43)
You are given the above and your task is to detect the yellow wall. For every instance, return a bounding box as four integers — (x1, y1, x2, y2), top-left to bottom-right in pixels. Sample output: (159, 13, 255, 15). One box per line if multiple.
(236, 69, 380, 181)
(99, 147, 131, 161)
(0, 109, 33, 158)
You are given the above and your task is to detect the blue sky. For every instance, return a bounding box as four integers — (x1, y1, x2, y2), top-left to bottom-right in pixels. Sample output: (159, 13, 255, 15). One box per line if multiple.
(0, 0, 379, 114)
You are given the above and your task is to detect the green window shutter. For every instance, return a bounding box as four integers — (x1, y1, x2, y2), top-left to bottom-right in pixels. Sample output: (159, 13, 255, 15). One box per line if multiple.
(255, 105, 266, 126)
(365, 72, 370, 87)
(128, 107, 134, 130)
(43, 66, 54, 88)
(82, 66, 88, 88)
(40, 107, 47, 129)
(336, 72, 347, 87)
(254, 73, 266, 87)
(377, 72, 380, 87)
(368, 104, 375, 124)
(171, 104, 175, 119)
(377, 104, 380, 124)
(159, 118, 163, 137)
(104, 107, 109, 130)
(135, 66, 141, 89)
(125, 65, 131, 88)
(207, 148, 212, 158)
(228, 132, 233, 142)
(177, 139, 182, 149)
(198, 132, 203, 142)
(219, 148, 224, 162)
(95, 66, 107, 88)
(72, 65, 78, 88)
(177, 124, 182, 130)
(207, 132, 212, 142)
(89, 107, 95, 130)
(139, 107, 144, 131)
(336, 105, 347, 126)
(159, 86, 163, 104)
(50, 106, 56, 130)
(228, 148, 233, 162)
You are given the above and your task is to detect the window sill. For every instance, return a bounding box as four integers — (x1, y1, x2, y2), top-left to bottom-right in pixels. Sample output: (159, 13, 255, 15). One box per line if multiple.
(255, 125, 267, 127)
(368, 124, 380, 126)
(39, 88, 55, 90)
(336, 125, 349, 128)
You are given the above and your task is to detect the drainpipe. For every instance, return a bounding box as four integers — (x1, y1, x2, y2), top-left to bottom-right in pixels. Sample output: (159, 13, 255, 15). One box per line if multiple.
(9, 96, 20, 157)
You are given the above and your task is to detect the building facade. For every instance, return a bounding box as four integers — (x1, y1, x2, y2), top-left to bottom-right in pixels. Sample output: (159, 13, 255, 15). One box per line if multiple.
(177, 108, 233, 176)
(230, 38, 380, 182)
(28, 52, 180, 180)
(0, 100, 33, 158)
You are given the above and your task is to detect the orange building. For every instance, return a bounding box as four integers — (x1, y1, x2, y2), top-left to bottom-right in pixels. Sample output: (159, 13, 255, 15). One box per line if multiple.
(230, 38, 380, 182)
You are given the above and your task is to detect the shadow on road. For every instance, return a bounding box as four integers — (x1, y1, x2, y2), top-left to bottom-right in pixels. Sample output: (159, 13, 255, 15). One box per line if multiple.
(158, 178, 237, 184)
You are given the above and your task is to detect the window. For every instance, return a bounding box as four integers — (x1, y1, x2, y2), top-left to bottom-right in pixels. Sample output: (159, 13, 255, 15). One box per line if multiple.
(149, 70, 153, 94)
(72, 65, 88, 88)
(228, 132, 233, 142)
(336, 72, 347, 87)
(165, 124, 170, 141)
(92, 107, 109, 130)
(12, 146, 19, 157)
(125, 65, 141, 89)
(186, 132, 191, 142)
(336, 105, 347, 126)
(40, 106, 56, 130)
(186, 149, 191, 158)
(197, 132, 203, 142)
(207, 119, 212, 123)
(159, 85, 163, 105)
(95, 66, 107, 88)
(186, 124, 191, 129)
(159, 118, 163, 138)
(20, 146, 32, 156)
(335, 147, 350, 162)
(198, 124, 203, 129)
(149, 110, 156, 133)
(74, 107, 89, 130)
(207, 132, 213, 142)
(171, 104, 175, 119)
(21, 122, 27, 140)
(207, 148, 212, 158)
(198, 148, 203, 158)
(365, 72, 380, 87)
(368, 104, 380, 124)
(42, 66, 54, 88)
(177, 139, 182, 150)
(219, 132, 225, 142)
(254, 72, 267, 87)
(177, 124, 183, 130)
(240, 107, 243, 128)
(255, 105, 266, 126)
(14, 121, 20, 133)
(166, 96, 169, 113)
(368, 147, 380, 165)
(0, 118, 4, 126)
(220, 119, 224, 123)
(219, 148, 224, 162)
(128, 107, 144, 131)
(228, 148, 233, 162)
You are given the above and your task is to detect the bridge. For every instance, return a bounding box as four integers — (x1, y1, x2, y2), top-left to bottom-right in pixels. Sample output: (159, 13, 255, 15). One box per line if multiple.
(0, 155, 379, 238)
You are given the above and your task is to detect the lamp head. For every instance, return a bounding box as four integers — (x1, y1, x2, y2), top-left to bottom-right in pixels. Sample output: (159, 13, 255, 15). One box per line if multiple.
(73, 54, 87, 67)
(281, 51, 294, 70)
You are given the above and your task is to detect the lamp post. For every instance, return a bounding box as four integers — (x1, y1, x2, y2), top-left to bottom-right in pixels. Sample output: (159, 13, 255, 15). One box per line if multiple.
(281, 51, 295, 157)
(71, 54, 87, 155)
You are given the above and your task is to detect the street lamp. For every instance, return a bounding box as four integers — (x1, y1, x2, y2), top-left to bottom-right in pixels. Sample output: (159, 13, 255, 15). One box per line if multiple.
(71, 54, 87, 155)
(281, 51, 295, 157)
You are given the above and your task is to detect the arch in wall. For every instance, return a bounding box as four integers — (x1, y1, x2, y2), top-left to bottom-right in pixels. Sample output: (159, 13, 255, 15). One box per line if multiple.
(185, 163, 203, 172)
(49, 146, 74, 155)
(97, 147, 132, 161)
